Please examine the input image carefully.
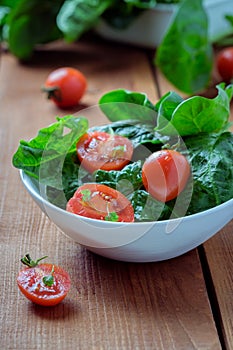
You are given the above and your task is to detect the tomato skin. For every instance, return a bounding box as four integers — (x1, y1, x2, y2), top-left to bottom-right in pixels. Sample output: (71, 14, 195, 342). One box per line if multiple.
(76, 131, 133, 173)
(17, 263, 71, 306)
(216, 47, 233, 82)
(142, 150, 190, 203)
(43, 67, 87, 108)
(66, 183, 134, 222)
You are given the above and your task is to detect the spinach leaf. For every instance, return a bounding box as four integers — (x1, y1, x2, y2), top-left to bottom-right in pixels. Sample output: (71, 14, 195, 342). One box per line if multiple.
(57, 0, 114, 42)
(154, 91, 184, 131)
(226, 15, 233, 27)
(46, 151, 92, 209)
(0, 5, 10, 41)
(157, 0, 181, 3)
(99, 89, 156, 123)
(154, 91, 184, 114)
(156, 83, 233, 136)
(186, 132, 233, 214)
(6, 0, 64, 59)
(99, 85, 233, 137)
(122, 0, 157, 9)
(94, 160, 143, 197)
(90, 119, 168, 148)
(130, 190, 174, 221)
(130, 188, 192, 222)
(102, 0, 156, 29)
(12, 115, 88, 188)
(156, 0, 213, 94)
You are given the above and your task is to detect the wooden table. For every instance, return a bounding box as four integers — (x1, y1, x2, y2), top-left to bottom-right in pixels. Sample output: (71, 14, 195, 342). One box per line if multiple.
(1, 35, 233, 350)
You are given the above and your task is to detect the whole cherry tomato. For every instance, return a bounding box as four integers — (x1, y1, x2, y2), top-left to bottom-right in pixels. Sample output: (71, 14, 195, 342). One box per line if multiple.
(17, 254, 71, 306)
(42, 67, 87, 108)
(216, 47, 233, 82)
(66, 183, 135, 222)
(76, 131, 133, 173)
(142, 149, 190, 203)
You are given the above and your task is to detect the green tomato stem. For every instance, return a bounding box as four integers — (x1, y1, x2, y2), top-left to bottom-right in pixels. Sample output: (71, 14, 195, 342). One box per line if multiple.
(41, 86, 62, 102)
(21, 254, 48, 267)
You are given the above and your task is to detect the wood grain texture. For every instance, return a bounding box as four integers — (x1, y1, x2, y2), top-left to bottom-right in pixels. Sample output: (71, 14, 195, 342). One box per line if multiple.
(0, 37, 222, 349)
(203, 221, 233, 350)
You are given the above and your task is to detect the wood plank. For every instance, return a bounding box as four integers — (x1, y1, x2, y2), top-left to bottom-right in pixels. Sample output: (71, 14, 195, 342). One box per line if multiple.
(203, 221, 233, 350)
(0, 38, 221, 349)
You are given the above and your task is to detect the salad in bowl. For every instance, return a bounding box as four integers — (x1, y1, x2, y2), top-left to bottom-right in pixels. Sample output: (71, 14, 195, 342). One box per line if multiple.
(12, 84, 233, 262)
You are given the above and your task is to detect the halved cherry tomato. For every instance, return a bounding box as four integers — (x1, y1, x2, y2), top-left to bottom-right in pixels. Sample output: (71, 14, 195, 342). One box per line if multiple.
(42, 67, 87, 108)
(17, 254, 71, 306)
(216, 47, 233, 82)
(76, 131, 133, 173)
(66, 183, 134, 222)
(142, 149, 190, 202)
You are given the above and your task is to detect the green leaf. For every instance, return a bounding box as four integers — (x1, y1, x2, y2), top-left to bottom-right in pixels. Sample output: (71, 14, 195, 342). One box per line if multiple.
(81, 188, 92, 202)
(156, 83, 233, 136)
(157, 0, 181, 3)
(7, 0, 63, 59)
(0, 5, 10, 41)
(186, 132, 233, 213)
(101, 0, 156, 29)
(12, 115, 89, 188)
(0, 1, 21, 6)
(154, 91, 184, 114)
(156, 0, 213, 94)
(94, 160, 143, 197)
(123, 0, 157, 9)
(46, 152, 92, 209)
(57, 0, 114, 42)
(0, 6, 10, 24)
(42, 265, 55, 287)
(130, 190, 172, 221)
(99, 89, 157, 123)
(43, 274, 54, 287)
(155, 91, 184, 130)
(105, 211, 119, 222)
(90, 119, 168, 152)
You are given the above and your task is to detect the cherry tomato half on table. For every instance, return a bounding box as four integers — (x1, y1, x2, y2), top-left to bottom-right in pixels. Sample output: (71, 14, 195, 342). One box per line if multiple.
(66, 183, 135, 222)
(42, 67, 87, 108)
(142, 149, 190, 203)
(216, 47, 233, 82)
(76, 131, 134, 173)
(17, 254, 71, 306)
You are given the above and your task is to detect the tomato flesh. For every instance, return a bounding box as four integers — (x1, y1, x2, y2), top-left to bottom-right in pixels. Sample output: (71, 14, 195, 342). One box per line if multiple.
(17, 263, 71, 306)
(216, 47, 233, 82)
(44, 67, 87, 108)
(66, 183, 134, 222)
(142, 149, 190, 202)
(76, 131, 133, 173)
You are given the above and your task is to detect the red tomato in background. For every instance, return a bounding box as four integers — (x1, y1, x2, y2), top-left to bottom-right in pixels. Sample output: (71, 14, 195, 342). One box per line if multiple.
(43, 67, 87, 108)
(76, 131, 133, 173)
(142, 149, 190, 203)
(66, 183, 135, 222)
(17, 255, 71, 306)
(216, 47, 233, 82)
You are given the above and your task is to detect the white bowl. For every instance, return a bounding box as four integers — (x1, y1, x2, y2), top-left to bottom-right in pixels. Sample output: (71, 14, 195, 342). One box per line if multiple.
(20, 170, 233, 262)
(95, 0, 232, 48)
